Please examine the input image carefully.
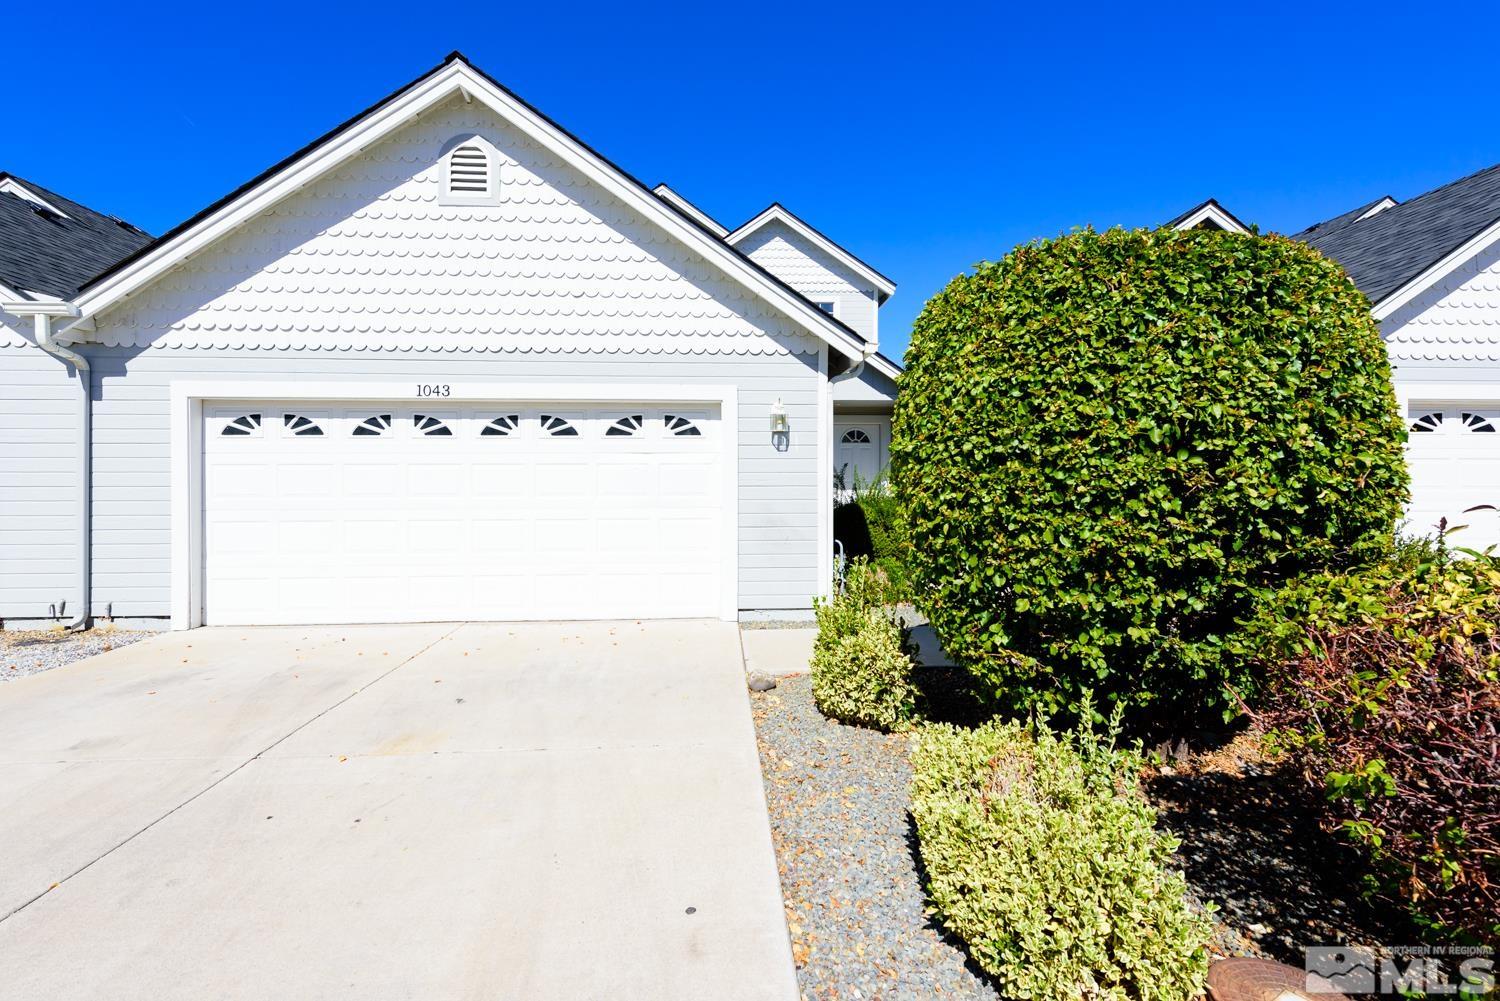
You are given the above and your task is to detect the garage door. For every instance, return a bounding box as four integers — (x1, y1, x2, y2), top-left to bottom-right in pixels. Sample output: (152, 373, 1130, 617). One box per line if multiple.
(1405, 403, 1500, 552)
(203, 403, 724, 625)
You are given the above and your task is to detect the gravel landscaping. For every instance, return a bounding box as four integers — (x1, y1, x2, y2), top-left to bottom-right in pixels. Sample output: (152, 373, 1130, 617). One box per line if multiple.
(753, 671, 1420, 1000)
(0, 627, 153, 683)
(752, 672, 1001, 1000)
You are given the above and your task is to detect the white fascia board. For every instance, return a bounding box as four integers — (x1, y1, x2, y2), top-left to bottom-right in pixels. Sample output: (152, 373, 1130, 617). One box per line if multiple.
(0, 280, 25, 302)
(1172, 203, 1249, 235)
(653, 184, 729, 238)
(726, 205, 897, 301)
(73, 62, 867, 363)
(1372, 216, 1500, 322)
(866, 352, 902, 381)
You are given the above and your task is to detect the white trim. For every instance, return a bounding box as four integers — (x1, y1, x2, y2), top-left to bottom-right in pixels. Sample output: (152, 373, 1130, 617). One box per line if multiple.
(0, 178, 70, 218)
(726, 204, 897, 301)
(866, 352, 902, 381)
(169, 380, 740, 628)
(816, 346, 833, 599)
(1171, 201, 1249, 235)
(1373, 217, 1500, 321)
(652, 184, 728, 238)
(68, 60, 866, 362)
(1394, 381, 1500, 415)
(1357, 196, 1399, 222)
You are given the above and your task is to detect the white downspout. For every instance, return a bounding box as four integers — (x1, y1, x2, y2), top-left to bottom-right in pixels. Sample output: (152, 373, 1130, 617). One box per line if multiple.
(13, 304, 90, 630)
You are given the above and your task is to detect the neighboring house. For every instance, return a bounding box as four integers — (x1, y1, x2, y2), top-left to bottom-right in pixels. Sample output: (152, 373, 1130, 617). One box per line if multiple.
(0, 175, 153, 623)
(0, 52, 898, 629)
(1180, 164, 1500, 550)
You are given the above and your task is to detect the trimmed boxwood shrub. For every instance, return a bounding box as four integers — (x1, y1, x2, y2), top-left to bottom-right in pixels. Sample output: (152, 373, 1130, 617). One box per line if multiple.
(910, 709, 1212, 1000)
(811, 559, 917, 730)
(1241, 549, 1499, 941)
(891, 227, 1409, 721)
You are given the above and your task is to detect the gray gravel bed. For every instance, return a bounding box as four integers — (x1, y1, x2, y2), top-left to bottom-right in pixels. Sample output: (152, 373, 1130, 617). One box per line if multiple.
(0, 628, 153, 683)
(751, 673, 1001, 1000)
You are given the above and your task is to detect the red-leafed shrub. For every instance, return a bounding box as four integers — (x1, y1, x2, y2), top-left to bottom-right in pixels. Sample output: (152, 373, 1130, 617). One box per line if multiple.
(1242, 550, 1500, 941)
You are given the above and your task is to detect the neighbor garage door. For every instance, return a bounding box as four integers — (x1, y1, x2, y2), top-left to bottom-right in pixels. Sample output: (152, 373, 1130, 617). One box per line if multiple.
(1405, 402, 1500, 552)
(203, 403, 723, 625)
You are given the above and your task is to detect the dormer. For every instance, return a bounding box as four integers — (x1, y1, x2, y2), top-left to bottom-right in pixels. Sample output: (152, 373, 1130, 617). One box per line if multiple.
(725, 203, 894, 345)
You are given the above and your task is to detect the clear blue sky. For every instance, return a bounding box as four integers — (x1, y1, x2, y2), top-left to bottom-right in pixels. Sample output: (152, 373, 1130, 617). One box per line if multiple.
(8, 1, 1499, 360)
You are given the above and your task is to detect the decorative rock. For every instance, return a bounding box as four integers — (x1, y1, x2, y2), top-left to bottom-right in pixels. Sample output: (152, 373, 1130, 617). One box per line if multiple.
(747, 673, 777, 692)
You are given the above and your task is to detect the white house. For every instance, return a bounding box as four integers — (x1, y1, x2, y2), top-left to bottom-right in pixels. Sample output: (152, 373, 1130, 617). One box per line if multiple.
(0, 53, 898, 630)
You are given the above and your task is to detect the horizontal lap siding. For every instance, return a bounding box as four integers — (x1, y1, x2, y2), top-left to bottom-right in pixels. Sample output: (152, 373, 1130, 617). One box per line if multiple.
(0, 346, 80, 619)
(86, 347, 822, 617)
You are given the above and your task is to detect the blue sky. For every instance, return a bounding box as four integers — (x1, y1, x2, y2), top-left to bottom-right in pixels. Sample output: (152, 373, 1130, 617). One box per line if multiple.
(8, 1, 1500, 360)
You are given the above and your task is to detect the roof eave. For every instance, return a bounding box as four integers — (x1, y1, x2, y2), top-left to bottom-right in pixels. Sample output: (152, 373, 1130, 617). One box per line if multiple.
(1371, 213, 1500, 322)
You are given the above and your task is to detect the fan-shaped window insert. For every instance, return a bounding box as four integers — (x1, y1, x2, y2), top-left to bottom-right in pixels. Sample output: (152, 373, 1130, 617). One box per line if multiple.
(606, 415, 645, 437)
(221, 413, 262, 436)
(481, 415, 522, 437)
(353, 414, 393, 437)
(540, 415, 579, 437)
(1410, 412, 1444, 433)
(283, 414, 324, 436)
(1462, 412, 1497, 433)
(841, 428, 872, 444)
(414, 414, 453, 437)
(664, 415, 701, 437)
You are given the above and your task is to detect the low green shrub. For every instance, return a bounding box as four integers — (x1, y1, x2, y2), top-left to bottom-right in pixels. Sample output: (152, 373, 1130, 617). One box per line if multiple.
(910, 709, 1212, 1000)
(1240, 550, 1500, 941)
(811, 610, 918, 731)
(811, 559, 917, 730)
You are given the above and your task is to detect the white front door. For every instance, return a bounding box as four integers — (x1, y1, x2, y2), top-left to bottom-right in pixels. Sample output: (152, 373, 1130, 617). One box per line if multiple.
(202, 403, 724, 625)
(835, 422, 881, 497)
(1405, 403, 1500, 551)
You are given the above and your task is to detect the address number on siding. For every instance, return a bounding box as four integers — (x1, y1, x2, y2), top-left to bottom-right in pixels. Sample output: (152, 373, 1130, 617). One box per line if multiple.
(416, 384, 451, 398)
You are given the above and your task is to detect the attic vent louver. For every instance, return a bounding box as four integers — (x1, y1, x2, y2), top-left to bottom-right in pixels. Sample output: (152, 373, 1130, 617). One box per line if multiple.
(448, 144, 490, 195)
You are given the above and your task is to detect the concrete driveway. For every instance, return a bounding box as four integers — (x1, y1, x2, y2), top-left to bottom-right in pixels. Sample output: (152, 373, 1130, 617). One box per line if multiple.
(0, 621, 797, 1001)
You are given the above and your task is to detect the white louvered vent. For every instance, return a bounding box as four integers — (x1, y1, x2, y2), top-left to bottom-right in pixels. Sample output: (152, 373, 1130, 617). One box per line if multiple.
(447, 144, 490, 196)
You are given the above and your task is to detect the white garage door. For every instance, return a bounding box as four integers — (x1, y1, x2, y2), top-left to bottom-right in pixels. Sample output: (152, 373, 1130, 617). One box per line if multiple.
(1405, 403, 1500, 552)
(203, 403, 724, 625)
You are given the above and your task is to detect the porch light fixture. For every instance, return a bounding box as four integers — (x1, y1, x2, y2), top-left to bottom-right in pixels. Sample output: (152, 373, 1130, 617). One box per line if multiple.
(769, 399, 789, 433)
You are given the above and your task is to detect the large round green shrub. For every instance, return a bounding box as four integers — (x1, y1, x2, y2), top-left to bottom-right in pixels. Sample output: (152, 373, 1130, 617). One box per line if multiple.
(891, 227, 1408, 720)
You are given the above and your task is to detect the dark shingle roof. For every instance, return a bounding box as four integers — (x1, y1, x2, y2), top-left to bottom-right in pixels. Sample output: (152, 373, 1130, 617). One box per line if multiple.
(1298, 163, 1500, 304)
(1293, 196, 1396, 241)
(0, 174, 153, 299)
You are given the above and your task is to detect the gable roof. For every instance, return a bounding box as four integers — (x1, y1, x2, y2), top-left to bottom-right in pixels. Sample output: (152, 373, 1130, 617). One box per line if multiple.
(1299, 162, 1500, 312)
(726, 203, 896, 302)
(71, 52, 873, 361)
(0, 173, 152, 299)
(1165, 198, 1250, 234)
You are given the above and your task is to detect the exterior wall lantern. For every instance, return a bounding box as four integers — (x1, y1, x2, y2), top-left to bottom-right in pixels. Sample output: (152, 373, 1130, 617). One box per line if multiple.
(769, 398, 789, 433)
(770, 398, 790, 452)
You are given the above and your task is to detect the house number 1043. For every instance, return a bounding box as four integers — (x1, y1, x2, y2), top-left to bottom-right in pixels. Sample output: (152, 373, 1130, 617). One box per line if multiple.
(416, 384, 451, 398)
